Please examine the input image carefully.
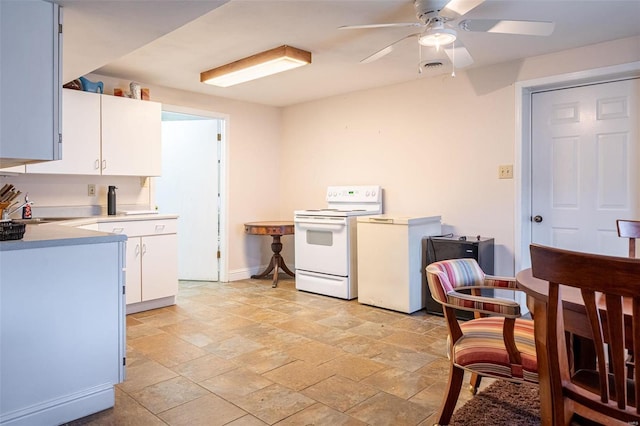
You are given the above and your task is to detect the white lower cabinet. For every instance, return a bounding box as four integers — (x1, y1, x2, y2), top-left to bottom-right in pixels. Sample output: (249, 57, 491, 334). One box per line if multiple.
(99, 218, 178, 312)
(125, 234, 178, 304)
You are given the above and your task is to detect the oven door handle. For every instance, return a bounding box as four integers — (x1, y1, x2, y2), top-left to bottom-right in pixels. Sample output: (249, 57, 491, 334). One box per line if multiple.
(295, 219, 346, 231)
(295, 222, 345, 231)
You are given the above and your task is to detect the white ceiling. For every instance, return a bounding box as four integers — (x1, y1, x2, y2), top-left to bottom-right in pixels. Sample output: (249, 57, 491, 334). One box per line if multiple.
(58, 0, 640, 107)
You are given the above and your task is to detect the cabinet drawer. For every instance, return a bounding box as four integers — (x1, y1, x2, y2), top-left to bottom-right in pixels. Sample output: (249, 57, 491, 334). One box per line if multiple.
(98, 219, 177, 237)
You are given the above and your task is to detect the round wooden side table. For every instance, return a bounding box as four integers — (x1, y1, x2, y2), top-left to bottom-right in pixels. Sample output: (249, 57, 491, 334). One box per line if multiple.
(244, 221, 295, 287)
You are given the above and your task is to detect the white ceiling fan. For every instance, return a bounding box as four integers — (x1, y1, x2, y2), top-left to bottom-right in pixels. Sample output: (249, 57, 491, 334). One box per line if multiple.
(340, 0, 555, 70)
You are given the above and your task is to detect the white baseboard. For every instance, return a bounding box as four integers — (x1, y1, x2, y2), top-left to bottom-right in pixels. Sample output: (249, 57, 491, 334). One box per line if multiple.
(126, 295, 176, 314)
(1, 384, 114, 426)
(226, 265, 264, 282)
(220, 264, 297, 283)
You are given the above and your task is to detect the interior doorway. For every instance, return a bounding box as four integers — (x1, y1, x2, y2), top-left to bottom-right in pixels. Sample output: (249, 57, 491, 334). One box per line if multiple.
(154, 106, 228, 282)
(530, 79, 639, 256)
(516, 61, 640, 271)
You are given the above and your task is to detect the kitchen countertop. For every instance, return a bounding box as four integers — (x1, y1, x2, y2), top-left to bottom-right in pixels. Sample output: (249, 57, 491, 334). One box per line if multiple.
(0, 214, 177, 251)
(0, 224, 126, 251)
(51, 213, 179, 227)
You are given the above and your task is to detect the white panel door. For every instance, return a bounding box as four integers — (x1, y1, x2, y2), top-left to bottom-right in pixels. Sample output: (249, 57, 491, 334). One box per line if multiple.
(531, 78, 639, 256)
(156, 118, 220, 281)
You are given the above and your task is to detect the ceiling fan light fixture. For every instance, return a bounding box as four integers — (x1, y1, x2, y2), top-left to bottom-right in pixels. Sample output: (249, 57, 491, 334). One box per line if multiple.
(200, 45, 311, 87)
(419, 27, 457, 48)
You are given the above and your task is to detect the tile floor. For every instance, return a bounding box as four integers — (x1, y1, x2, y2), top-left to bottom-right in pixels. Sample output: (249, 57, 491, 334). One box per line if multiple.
(69, 277, 488, 426)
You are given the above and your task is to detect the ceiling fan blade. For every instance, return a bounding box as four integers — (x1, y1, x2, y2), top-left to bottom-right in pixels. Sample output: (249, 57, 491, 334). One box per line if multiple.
(339, 23, 423, 30)
(361, 33, 419, 64)
(443, 43, 474, 68)
(440, 0, 485, 20)
(459, 19, 555, 36)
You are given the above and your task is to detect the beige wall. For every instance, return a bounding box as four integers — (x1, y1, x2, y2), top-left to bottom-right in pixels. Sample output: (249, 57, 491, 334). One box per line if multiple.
(3, 36, 638, 280)
(279, 36, 640, 276)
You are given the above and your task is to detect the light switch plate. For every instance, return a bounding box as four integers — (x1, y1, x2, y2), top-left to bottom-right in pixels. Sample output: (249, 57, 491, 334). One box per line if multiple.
(498, 165, 513, 179)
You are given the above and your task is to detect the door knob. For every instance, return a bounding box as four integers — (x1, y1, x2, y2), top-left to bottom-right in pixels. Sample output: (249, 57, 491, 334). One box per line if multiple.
(533, 215, 543, 223)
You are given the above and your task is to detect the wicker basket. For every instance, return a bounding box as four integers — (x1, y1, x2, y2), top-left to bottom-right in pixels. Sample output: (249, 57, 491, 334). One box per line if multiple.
(0, 221, 26, 241)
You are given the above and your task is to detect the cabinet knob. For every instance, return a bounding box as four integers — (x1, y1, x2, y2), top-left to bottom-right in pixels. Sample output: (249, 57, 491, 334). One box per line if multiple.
(102, 160, 107, 170)
(94, 159, 100, 170)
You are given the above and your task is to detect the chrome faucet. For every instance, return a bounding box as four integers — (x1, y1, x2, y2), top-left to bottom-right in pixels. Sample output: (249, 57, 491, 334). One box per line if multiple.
(2, 194, 33, 220)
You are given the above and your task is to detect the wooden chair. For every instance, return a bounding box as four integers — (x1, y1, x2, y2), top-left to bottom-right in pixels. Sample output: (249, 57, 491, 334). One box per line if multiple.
(617, 219, 640, 258)
(425, 258, 538, 426)
(530, 244, 639, 425)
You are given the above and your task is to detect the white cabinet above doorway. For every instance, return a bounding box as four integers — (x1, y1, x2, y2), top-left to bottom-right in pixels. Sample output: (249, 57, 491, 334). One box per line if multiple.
(27, 89, 162, 176)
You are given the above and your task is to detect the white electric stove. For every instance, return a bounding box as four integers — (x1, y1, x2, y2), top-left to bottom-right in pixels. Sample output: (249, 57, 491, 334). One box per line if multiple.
(294, 185, 382, 299)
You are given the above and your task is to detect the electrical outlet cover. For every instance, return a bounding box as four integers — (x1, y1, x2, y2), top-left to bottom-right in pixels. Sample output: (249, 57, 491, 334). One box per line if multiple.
(498, 165, 513, 179)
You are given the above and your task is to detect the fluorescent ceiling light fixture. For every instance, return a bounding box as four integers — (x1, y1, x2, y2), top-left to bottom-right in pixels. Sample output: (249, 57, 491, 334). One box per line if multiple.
(419, 22, 457, 49)
(200, 45, 312, 87)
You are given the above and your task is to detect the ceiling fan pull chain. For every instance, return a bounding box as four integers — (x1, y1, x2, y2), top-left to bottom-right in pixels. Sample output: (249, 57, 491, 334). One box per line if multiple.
(418, 44, 423, 74)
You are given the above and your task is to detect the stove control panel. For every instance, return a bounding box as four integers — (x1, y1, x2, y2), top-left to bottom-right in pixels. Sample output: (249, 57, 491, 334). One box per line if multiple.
(326, 185, 381, 203)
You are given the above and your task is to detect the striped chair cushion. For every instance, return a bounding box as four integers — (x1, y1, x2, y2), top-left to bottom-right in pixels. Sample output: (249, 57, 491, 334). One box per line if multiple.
(426, 258, 484, 304)
(451, 316, 538, 383)
(438, 258, 486, 289)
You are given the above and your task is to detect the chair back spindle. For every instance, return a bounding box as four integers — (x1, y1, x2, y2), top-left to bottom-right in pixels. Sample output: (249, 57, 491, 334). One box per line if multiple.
(616, 219, 640, 258)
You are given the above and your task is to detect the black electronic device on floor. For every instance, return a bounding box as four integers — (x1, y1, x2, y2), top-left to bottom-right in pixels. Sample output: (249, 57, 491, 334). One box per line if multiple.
(422, 235, 494, 320)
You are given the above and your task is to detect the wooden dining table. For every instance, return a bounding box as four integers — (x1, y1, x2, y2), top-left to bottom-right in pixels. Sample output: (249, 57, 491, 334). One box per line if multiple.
(516, 268, 634, 425)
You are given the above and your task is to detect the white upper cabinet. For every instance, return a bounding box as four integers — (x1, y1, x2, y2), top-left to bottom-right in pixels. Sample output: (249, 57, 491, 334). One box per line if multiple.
(27, 89, 162, 176)
(27, 89, 101, 175)
(101, 95, 162, 176)
(0, 0, 61, 168)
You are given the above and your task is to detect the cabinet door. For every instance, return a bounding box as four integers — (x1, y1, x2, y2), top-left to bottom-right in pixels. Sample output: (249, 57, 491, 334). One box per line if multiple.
(101, 96, 162, 176)
(27, 90, 101, 175)
(0, 1, 61, 168)
(126, 237, 143, 304)
(141, 234, 178, 301)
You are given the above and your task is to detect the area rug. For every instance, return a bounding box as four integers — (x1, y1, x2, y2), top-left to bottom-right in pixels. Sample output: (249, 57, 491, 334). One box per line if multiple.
(450, 380, 540, 425)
